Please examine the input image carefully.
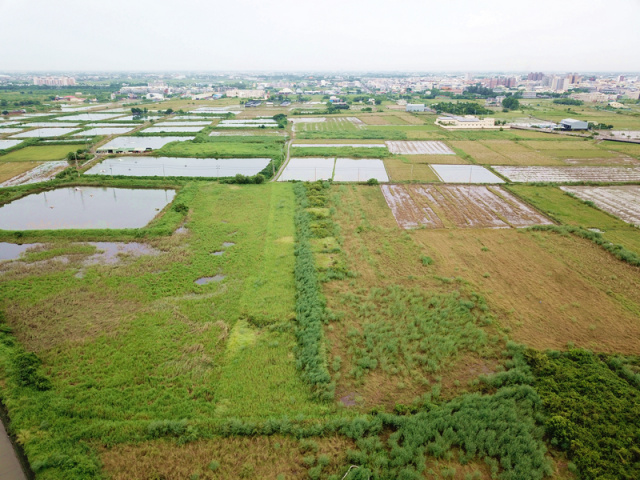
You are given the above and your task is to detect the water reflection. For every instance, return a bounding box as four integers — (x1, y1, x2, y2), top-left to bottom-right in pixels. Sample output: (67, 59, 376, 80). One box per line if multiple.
(0, 187, 176, 230)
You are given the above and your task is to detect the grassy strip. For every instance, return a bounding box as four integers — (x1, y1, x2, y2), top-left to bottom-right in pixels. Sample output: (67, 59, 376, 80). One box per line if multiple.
(293, 182, 334, 401)
(527, 224, 640, 267)
(290, 147, 390, 158)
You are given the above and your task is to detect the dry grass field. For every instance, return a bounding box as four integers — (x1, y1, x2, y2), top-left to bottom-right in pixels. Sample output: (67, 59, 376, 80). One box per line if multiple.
(413, 228, 640, 353)
(383, 158, 441, 182)
(0, 161, 41, 183)
(479, 140, 560, 166)
(102, 436, 353, 480)
(450, 140, 511, 164)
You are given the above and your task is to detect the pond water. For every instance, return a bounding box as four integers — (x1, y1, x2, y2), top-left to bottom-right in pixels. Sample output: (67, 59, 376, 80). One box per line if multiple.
(85, 157, 270, 178)
(143, 126, 205, 133)
(11, 128, 80, 138)
(0, 242, 42, 260)
(195, 274, 226, 285)
(0, 187, 175, 230)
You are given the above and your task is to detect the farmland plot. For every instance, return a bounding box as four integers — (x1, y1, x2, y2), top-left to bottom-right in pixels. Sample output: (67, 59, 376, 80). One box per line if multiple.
(479, 140, 556, 165)
(493, 166, 640, 183)
(450, 141, 509, 164)
(346, 117, 365, 127)
(382, 184, 550, 229)
(73, 127, 134, 136)
(560, 186, 640, 226)
(11, 127, 80, 138)
(386, 141, 454, 155)
(0, 140, 22, 150)
(431, 164, 504, 183)
(333, 158, 388, 182)
(291, 143, 386, 148)
(278, 157, 334, 181)
(0, 128, 25, 135)
(299, 117, 359, 133)
(380, 184, 443, 228)
(0, 161, 67, 187)
(143, 126, 205, 133)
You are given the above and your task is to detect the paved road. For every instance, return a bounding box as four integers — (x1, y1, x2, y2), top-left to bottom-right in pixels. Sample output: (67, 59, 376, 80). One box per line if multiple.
(0, 420, 26, 480)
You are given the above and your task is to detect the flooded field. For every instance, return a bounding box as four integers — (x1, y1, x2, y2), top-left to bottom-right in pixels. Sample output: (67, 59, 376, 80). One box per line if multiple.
(86, 157, 270, 177)
(0, 242, 42, 260)
(15, 122, 80, 127)
(381, 184, 551, 229)
(493, 166, 640, 183)
(278, 157, 335, 181)
(154, 122, 212, 126)
(0, 140, 22, 149)
(291, 143, 385, 148)
(74, 127, 134, 136)
(386, 141, 454, 155)
(561, 185, 640, 226)
(431, 164, 504, 183)
(0, 187, 175, 230)
(0, 161, 67, 187)
(97, 136, 193, 152)
(0, 129, 24, 135)
(57, 113, 124, 122)
(333, 158, 388, 182)
(11, 128, 80, 138)
(143, 126, 205, 133)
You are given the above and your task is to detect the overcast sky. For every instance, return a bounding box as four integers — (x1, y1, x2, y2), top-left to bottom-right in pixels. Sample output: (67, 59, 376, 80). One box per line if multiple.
(1, 0, 639, 72)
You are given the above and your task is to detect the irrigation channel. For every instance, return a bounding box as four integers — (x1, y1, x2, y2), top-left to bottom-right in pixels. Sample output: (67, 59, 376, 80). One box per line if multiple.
(0, 403, 29, 480)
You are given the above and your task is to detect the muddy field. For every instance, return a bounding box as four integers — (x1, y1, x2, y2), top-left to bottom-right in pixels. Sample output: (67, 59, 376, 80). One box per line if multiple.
(381, 184, 552, 229)
(346, 117, 365, 127)
(561, 185, 640, 226)
(493, 166, 640, 183)
(386, 140, 454, 155)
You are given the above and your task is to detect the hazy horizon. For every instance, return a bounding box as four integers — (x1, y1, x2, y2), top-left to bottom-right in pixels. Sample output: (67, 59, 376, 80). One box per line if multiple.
(1, 0, 639, 72)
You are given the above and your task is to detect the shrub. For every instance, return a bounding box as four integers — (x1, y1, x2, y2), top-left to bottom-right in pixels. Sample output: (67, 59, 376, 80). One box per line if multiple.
(13, 352, 51, 390)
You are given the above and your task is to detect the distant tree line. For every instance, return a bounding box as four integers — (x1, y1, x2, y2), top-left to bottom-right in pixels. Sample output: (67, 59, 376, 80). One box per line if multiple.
(432, 102, 492, 115)
(553, 98, 584, 106)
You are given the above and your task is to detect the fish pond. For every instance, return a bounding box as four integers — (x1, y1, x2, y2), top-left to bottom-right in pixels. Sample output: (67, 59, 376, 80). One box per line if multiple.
(0, 187, 175, 230)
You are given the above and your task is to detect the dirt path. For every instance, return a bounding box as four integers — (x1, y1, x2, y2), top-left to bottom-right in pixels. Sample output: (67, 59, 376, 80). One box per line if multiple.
(271, 125, 294, 182)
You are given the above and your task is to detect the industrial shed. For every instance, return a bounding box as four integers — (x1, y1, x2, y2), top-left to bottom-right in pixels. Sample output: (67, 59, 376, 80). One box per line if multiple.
(560, 118, 589, 130)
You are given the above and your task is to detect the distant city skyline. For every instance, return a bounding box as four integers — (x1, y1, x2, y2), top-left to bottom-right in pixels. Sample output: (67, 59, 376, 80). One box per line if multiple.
(1, 0, 639, 72)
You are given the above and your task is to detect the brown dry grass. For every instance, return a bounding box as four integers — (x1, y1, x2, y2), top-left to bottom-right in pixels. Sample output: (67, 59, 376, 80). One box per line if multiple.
(101, 435, 353, 480)
(449, 141, 510, 164)
(413, 229, 640, 353)
(479, 140, 561, 166)
(0, 161, 41, 183)
(400, 154, 470, 165)
(383, 159, 440, 182)
(4, 281, 143, 352)
(359, 114, 407, 125)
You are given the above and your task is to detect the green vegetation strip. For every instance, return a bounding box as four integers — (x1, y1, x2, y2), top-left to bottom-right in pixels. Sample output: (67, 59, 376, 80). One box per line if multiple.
(293, 182, 333, 400)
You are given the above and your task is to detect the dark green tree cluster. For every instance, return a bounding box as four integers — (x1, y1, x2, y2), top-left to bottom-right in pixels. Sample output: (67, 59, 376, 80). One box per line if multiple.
(501, 97, 520, 110)
(432, 102, 492, 115)
(527, 349, 640, 480)
(553, 98, 584, 106)
(273, 113, 288, 128)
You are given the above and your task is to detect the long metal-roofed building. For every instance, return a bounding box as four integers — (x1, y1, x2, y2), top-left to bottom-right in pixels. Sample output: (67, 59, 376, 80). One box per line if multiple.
(559, 118, 589, 131)
(435, 115, 505, 129)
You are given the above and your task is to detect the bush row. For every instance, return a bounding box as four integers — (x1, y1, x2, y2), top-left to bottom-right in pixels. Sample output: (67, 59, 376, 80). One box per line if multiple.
(293, 182, 334, 401)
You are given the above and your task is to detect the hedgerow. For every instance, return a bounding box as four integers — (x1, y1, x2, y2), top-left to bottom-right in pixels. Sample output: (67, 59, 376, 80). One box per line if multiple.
(293, 182, 334, 400)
